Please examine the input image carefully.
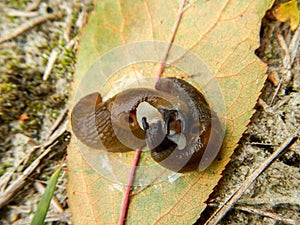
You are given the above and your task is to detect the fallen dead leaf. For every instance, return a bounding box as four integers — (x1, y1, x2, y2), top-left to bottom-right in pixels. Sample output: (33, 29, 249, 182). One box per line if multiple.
(68, 0, 275, 224)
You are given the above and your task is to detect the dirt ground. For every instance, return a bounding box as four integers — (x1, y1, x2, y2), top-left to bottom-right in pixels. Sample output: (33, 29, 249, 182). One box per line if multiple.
(0, 0, 299, 225)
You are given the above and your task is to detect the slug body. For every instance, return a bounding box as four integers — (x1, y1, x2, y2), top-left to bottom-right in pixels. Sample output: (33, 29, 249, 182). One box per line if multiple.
(72, 87, 188, 152)
(71, 77, 223, 172)
(148, 78, 223, 172)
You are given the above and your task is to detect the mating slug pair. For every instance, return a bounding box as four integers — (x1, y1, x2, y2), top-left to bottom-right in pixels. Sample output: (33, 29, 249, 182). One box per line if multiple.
(71, 77, 223, 173)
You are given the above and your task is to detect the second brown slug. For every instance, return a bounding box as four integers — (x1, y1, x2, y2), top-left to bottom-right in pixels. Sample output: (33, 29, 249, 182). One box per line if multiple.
(149, 78, 223, 172)
(71, 77, 223, 172)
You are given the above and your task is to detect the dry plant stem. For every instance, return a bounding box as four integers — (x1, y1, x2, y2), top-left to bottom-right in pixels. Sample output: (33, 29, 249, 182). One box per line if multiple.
(0, 145, 42, 192)
(47, 108, 69, 139)
(119, 1, 186, 223)
(26, 0, 42, 11)
(43, 48, 60, 81)
(277, 32, 290, 67)
(289, 26, 300, 63)
(271, 79, 283, 106)
(236, 205, 300, 225)
(0, 158, 28, 192)
(156, 0, 186, 80)
(0, 13, 60, 44)
(271, 28, 300, 105)
(0, 140, 58, 209)
(13, 212, 71, 225)
(272, 95, 291, 111)
(43, 36, 77, 81)
(205, 136, 298, 225)
(5, 9, 39, 18)
(277, 32, 292, 79)
(0, 111, 67, 209)
(118, 149, 141, 225)
(63, 7, 73, 42)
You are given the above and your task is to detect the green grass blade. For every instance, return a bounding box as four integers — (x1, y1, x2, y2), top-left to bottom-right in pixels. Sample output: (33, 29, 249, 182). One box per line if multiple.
(30, 166, 62, 225)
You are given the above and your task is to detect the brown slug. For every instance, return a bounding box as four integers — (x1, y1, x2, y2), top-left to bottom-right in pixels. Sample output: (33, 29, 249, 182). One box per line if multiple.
(71, 87, 188, 152)
(147, 78, 223, 172)
(71, 77, 223, 173)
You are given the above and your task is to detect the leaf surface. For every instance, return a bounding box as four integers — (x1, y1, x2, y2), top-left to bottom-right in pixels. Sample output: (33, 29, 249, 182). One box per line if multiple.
(68, 1, 274, 224)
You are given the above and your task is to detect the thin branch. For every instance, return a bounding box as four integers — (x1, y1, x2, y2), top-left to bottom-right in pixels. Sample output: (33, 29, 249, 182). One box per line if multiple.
(236, 205, 300, 225)
(13, 212, 70, 225)
(25, 0, 42, 12)
(288, 25, 300, 66)
(118, 148, 141, 225)
(5, 9, 39, 18)
(43, 48, 60, 81)
(270, 78, 283, 105)
(47, 108, 69, 140)
(0, 13, 60, 44)
(0, 140, 58, 209)
(277, 32, 290, 69)
(0, 146, 40, 192)
(271, 30, 299, 105)
(205, 136, 298, 225)
(0, 110, 68, 209)
(156, 0, 186, 80)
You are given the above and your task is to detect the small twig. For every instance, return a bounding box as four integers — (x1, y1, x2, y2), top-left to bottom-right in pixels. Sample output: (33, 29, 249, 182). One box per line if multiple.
(0, 158, 26, 192)
(258, 98, 274, 114)
(277, 32, 290, 69)
(205, 136, 298, 225)
(272, 95, 291, 111)
(65, 39, 76, 51)
(63, 7, 73, 42)
(25, 0, 42, 12)
(0, 168, 16, 192)
(43, 38, 77, 81)
(246, 141, 274, 147)
(43, 48, 60, 81)
(118, 149, 141, 225)
(0, 140, 59, 209)
(0, 13, 60, 44)
(47, 108, 69, 140)
(13, 212, 70, 225)
(156, 0, 186, 80)
(0, 143, 40, 192)
(75, 10, 88, 32)
(5, 9, 39, 18)
(238, 195, 300, 206)
(0, 112, 68, 209)
(277, 33, 292, 92)
(236, 205, 300, 225)
(288, 25, 300, 65)
(0, 168, 18, 193)
(270, 78, 283, 105)
(272, 30, 299, 105)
